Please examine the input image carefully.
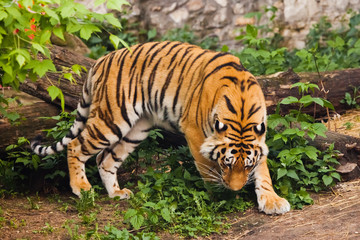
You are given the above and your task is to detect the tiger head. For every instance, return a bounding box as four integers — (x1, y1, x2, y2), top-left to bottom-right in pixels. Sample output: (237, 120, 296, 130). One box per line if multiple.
(200, 84, 268, 191)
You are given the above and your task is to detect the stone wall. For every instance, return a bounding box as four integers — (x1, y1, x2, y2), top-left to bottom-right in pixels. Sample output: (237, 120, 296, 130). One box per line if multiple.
(80, 0, 360, 50)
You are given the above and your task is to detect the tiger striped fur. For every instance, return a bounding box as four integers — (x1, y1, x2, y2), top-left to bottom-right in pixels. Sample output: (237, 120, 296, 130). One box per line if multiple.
(31, 41, 290, 214)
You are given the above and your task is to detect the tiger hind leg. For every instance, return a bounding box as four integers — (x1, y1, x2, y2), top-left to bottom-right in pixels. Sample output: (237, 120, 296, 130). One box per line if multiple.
(67, 121, 129, 197)
(96, 118, 152, 199)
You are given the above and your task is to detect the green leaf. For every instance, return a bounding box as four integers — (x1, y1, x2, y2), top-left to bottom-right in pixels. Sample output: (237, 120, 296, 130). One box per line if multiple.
(106, 0, 130, 11)
(80, 24, 101, 40)
(105, 14, 122, 28)
(124, 209, 137, 220)
(94, 0, 106, 6)
(286, 169, 299, 180)
(43, 7, 60, 23)
(304, 146, 319, 160)
(0, 10, 8, 21)
(280, 96, 298, 105)
(16, 54, 26, 68)
(53, 27, 65, 41)
(161, 208, 171, 222)
(30, 59, 56, 77)
(130, 214, 144, 230)
(246, 24, 258, 38)
(277, 168, 287, 180)
(330, 172, 341, 181)
(109, 34, 121, 49)
(322, 175, 333, 186)
(40, 30, 52, 44)
(32, 43, 46, 55)
(47, 85, 61, 101)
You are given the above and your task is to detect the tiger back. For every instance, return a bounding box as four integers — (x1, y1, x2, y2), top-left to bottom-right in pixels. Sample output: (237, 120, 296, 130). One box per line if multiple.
(32, 41, 290, 215)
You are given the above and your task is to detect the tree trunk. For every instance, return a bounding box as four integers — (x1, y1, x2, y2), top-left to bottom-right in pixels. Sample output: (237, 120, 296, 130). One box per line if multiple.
(19, 45, 95, 110)
(0, 102, 59, 151)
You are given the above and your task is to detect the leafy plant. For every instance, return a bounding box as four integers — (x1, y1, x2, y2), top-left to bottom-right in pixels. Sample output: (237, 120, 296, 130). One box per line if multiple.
(161, 25, 219, 51)
(340, 86, 360, 109)
(266, 82, 340, 209)
(0, 0, 128, 118)
(123, 144, 253, 237)
(343, 122, 353, 130)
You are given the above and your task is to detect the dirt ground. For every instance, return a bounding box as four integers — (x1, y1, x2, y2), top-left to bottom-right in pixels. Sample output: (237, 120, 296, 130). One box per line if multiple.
(0, 179, 359, 240)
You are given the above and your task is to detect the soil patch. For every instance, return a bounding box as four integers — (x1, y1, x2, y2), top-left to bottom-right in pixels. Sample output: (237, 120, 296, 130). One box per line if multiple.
(1, 179, 360, 239)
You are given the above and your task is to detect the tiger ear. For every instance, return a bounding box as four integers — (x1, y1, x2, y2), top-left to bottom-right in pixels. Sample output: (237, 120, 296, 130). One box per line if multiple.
(215, 119, 227, 132)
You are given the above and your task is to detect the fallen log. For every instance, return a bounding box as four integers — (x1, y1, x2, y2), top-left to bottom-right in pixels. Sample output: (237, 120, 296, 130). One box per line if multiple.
(0, 101, 59, 151)
(309, 131, 360, 180)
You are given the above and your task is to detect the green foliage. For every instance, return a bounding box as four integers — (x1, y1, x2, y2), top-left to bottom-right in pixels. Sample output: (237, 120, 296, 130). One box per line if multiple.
(161, 25, 220, 51)
(0, 111, 77, 192)
(233, 9, 360, 75)
(340, 86, 360, 109)
(85, 18, 138, 59)
(123, 144, 253, 237)
(266, 83, 340, 209)
(74, 189, 98, 214)
(0, 0, 128, 117)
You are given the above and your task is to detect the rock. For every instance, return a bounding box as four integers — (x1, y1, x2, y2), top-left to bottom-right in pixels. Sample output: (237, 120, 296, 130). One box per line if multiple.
(186, 0, 203, 12)
(204, 3, 217, 14)
(163, 3, 177, 13)
(214, 0, 227, 7)
(169, 7, 189, 24)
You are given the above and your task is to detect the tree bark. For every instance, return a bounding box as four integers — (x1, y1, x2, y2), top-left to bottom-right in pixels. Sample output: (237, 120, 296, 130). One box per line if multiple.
(19, 45, 95, 110)
(309, 131, 360, 180)
(0, 102, 59, 151)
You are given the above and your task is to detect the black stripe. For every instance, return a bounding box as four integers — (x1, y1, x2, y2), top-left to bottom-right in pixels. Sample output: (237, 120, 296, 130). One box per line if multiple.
(221, 76, 238, 84)
(130, 47, 144, 75)
(87, 140, 102, 150)
(92, 125, 108, 143)
(123, 137, 142, 144)
(207, 52, 231, 65)
(247, 77, 258, 90)
(121, 89, 132, 127)
(116, 50, 130, 107)
(172, 77, 183, 114)
(104, 117, 122, 139)
(168, 47, 183, 69)
(224, 95, 237, 114)
(130, 43, 145, 57)
(165, 42, 183, 56)
(240, 98, 245, 121)
(145, 42, 161, 56)
(80, 98, 91, 108)
(66, 130, 75, 139)
(148, 41, 172, 66)
(248, 104, 261, 120)
(186, 51, 207, 75)
(76, 111, 87, 123)
(148, 60, 160, 110)
(160, 68, 174, 108)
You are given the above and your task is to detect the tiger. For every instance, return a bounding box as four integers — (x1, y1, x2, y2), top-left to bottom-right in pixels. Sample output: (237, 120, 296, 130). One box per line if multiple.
(31, 41, 290, 214)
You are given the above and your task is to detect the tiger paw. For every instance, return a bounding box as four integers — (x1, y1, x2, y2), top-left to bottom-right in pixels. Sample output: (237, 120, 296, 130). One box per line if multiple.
(108, 188, 133, 199)
(70, 180, 92, 197)
(257, 192, 290, 215)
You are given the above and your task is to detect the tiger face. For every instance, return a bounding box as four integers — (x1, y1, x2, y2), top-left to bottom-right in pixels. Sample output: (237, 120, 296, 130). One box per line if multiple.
(200, 89, 268, 191)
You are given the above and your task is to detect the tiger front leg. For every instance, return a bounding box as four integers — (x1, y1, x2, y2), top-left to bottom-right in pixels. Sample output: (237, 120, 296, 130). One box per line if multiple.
(253, 157, 290, 214)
